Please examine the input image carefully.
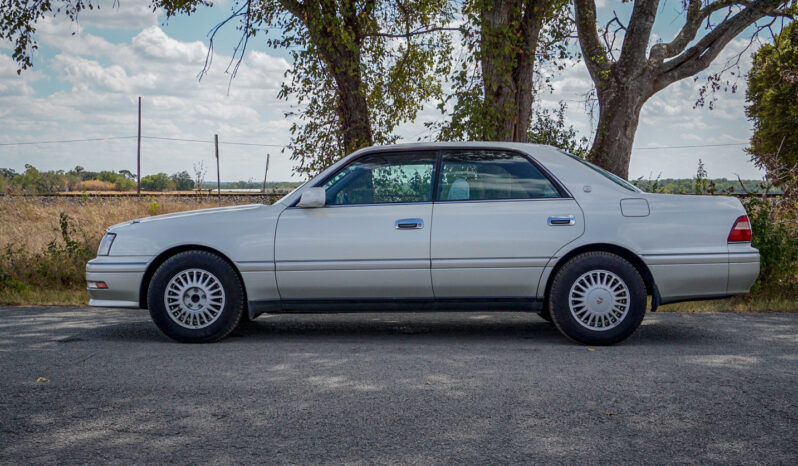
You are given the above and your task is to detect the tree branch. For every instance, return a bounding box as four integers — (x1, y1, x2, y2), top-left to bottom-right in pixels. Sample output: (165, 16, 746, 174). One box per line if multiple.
(649, 0, 752, 63)
(361, 26, 460, 39)
(573, 0, 611, 83)
(658, 0, 793, 85)
(616, 0, 660, 72)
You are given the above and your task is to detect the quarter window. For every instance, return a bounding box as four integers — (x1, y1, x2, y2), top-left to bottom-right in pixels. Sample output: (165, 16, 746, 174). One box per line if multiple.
(321, 152, 436, 205)
(436, 150, 562, 201)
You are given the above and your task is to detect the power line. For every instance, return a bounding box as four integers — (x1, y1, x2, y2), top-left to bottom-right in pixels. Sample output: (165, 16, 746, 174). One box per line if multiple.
(0, 136, 137, 146)
(0, 136, 746, 150)
(632, 142, 746, 150)
(0, 135, 285, 148)
(141, 136, 285, 148)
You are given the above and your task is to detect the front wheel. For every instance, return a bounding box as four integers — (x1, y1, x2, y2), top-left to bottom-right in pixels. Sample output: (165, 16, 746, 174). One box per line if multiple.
(148, 251, 244, 343)
(548, 252, 646, 345)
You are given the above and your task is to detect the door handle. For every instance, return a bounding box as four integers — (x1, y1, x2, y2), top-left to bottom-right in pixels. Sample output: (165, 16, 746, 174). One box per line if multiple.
(548, 215, 575, 226)
(395, 218, 424, 230)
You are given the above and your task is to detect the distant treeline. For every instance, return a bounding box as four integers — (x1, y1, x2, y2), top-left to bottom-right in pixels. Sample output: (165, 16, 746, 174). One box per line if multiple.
(0, 164, 777, 196)
(0, 165, 300, 194)
(631, 177, 777, 195)
(197, 181, 302, 190)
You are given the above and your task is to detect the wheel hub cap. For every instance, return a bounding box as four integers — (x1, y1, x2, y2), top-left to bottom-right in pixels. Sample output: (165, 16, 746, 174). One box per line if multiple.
(164, 269, 225, 329)
(568, 270, 630, 331)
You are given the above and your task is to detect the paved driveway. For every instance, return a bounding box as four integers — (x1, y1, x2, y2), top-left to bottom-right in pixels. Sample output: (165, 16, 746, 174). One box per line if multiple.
(0, 306, 796, 464)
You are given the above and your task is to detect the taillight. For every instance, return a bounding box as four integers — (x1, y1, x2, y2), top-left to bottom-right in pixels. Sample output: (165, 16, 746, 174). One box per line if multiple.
(728, 215, 752, 242)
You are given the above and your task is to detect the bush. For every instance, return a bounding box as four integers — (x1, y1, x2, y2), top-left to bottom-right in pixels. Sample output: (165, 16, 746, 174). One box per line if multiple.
(744, 197, 798, 297)
(141, 173, 175, 191)
(170, 171, 195, 191)
(0, 213, 96, 291)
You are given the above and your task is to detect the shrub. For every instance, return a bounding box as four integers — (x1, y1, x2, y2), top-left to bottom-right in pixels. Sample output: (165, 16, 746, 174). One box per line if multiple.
(141, 173, 175, 191)
(744, 197, 798, 297)
(0, 213, 96, 291)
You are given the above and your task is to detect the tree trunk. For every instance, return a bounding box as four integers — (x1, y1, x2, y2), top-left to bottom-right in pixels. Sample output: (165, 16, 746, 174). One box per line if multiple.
(333, 71, 373, 154)
(588, 79, 652, 179)
(479, 0, 545, 142)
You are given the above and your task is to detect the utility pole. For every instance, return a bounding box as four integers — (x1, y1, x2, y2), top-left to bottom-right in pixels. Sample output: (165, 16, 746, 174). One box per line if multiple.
(137, 96, 141, 195)
(261, 153, 270, 193)
(215, 134, 221, 201)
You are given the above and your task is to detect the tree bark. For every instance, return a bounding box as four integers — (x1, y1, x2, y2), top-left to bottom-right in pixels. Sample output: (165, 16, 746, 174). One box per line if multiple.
(284, 0, 374, 154)
(331, 70, 373, 154)
(479, 0, 546, 142)
(589, 82, 651, 179)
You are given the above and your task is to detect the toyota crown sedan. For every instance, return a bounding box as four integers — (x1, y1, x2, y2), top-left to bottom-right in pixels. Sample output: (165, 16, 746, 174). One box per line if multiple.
(86, 142, 760, 345)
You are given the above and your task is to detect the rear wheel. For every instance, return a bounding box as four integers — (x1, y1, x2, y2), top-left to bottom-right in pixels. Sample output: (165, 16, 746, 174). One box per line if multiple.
(148, 251, 244, 343)
(548, 252, 646, 345)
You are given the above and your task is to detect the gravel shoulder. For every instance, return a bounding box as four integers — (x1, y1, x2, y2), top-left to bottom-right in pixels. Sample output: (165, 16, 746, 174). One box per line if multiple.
(0, 306, 796, 464)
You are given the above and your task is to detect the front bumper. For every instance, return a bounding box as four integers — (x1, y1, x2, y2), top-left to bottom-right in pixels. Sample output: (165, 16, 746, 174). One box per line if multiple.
(86, 256, 152, 309)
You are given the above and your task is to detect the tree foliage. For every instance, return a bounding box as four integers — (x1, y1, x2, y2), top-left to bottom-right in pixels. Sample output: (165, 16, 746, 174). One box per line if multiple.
(526, 102, 589, 157)
(141, 173, 175, 191)
(745, 20, 798, 186)
(170, 170, 195, 190)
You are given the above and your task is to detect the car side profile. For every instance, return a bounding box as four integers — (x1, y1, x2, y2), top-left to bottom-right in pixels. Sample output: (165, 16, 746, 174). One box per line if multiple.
(86, 142, 760, 345)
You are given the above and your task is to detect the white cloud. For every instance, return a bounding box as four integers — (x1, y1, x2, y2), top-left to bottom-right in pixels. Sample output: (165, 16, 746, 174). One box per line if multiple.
(77, 0, 159, 30)
(0, 21, 297, 181)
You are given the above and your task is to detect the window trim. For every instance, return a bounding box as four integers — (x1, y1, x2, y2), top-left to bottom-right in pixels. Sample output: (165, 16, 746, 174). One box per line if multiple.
(301, 149, 439, 207)
(433, 148, 571, 202)
(291, 146, 572, 208)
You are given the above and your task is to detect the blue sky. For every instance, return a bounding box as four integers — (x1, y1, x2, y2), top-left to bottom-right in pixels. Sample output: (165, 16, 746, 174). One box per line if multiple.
(0, 0, 776, 182)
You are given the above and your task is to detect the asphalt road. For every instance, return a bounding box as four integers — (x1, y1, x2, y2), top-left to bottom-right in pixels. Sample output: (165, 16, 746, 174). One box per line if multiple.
(0, 306, 796, 465)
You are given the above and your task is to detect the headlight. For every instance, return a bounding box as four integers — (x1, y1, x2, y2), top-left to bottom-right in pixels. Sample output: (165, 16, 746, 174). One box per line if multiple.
(97, 233, 116, 256)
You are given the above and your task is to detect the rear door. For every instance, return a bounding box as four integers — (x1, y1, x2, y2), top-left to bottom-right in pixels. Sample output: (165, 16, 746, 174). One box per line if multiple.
(430, 149, 584, 297)
(275, 151, 436, 299)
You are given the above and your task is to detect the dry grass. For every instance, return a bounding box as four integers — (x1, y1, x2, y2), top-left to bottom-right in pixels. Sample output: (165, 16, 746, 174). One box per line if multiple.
(0, 196, 258, 253)
(79, 180, 118, 191)
(658, 296, 798, 313)
(0, 288, 87, 306)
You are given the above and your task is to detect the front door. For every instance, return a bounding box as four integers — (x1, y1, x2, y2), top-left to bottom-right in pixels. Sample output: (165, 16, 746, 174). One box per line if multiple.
(430, 149, 584, 297)
(275, 151, 437, 299)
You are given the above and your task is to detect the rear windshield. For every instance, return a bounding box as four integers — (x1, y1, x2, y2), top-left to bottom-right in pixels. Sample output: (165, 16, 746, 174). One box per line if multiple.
(558, 150, 641, 193)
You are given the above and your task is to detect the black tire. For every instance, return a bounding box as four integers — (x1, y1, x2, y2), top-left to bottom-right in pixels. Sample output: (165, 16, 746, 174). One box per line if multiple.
(538, 306, 553, 323)
(548, 252, 646, 345)
(148, 251, 244, 343)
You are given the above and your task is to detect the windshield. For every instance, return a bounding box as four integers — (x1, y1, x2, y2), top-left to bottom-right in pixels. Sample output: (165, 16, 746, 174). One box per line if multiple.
(558, 150, 642, 193)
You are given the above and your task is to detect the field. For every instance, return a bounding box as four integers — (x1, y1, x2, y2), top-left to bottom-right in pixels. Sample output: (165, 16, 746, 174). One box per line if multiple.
(0, 195, 795, 312)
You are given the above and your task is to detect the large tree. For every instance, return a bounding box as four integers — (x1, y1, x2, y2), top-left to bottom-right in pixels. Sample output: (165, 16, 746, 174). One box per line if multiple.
(573, 0, 795, 179)
(745, 20, 797, 185)
(435, 0, 571, 142)
(2, 0, 453, 176)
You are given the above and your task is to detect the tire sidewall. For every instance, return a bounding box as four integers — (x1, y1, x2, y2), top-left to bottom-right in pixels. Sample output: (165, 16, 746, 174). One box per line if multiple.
(148, 251, 244, 343)
(549, 253, 646, 345)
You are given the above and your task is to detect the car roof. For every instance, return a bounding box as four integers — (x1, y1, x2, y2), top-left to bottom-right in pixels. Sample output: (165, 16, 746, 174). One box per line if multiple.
(351, 142, 567, 166)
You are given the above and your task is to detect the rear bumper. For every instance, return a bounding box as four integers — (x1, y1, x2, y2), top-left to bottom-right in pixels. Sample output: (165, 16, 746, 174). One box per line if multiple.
(86, 256, 151, 309)
(727, 251, 760, 295)
(645, 249, 760, 304)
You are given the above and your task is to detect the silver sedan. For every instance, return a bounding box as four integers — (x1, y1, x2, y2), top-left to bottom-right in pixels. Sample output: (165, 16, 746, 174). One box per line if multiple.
(86, 143, 760, 344)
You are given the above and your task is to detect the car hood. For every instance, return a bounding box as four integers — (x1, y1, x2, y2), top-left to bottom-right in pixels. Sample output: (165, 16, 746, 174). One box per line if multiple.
(107, 203, 267, 231)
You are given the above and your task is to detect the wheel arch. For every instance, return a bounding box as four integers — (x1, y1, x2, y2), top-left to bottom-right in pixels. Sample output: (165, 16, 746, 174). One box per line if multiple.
(542, 243, 660, 311)
(139, 245, 248, 310)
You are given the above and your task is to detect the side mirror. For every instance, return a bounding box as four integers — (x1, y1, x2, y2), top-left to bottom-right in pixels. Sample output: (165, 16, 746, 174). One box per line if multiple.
(297, 187, 326, 208)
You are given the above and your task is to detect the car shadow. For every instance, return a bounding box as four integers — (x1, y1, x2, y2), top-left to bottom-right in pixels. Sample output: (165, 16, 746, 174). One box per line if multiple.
(72, 311, 715, 346)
